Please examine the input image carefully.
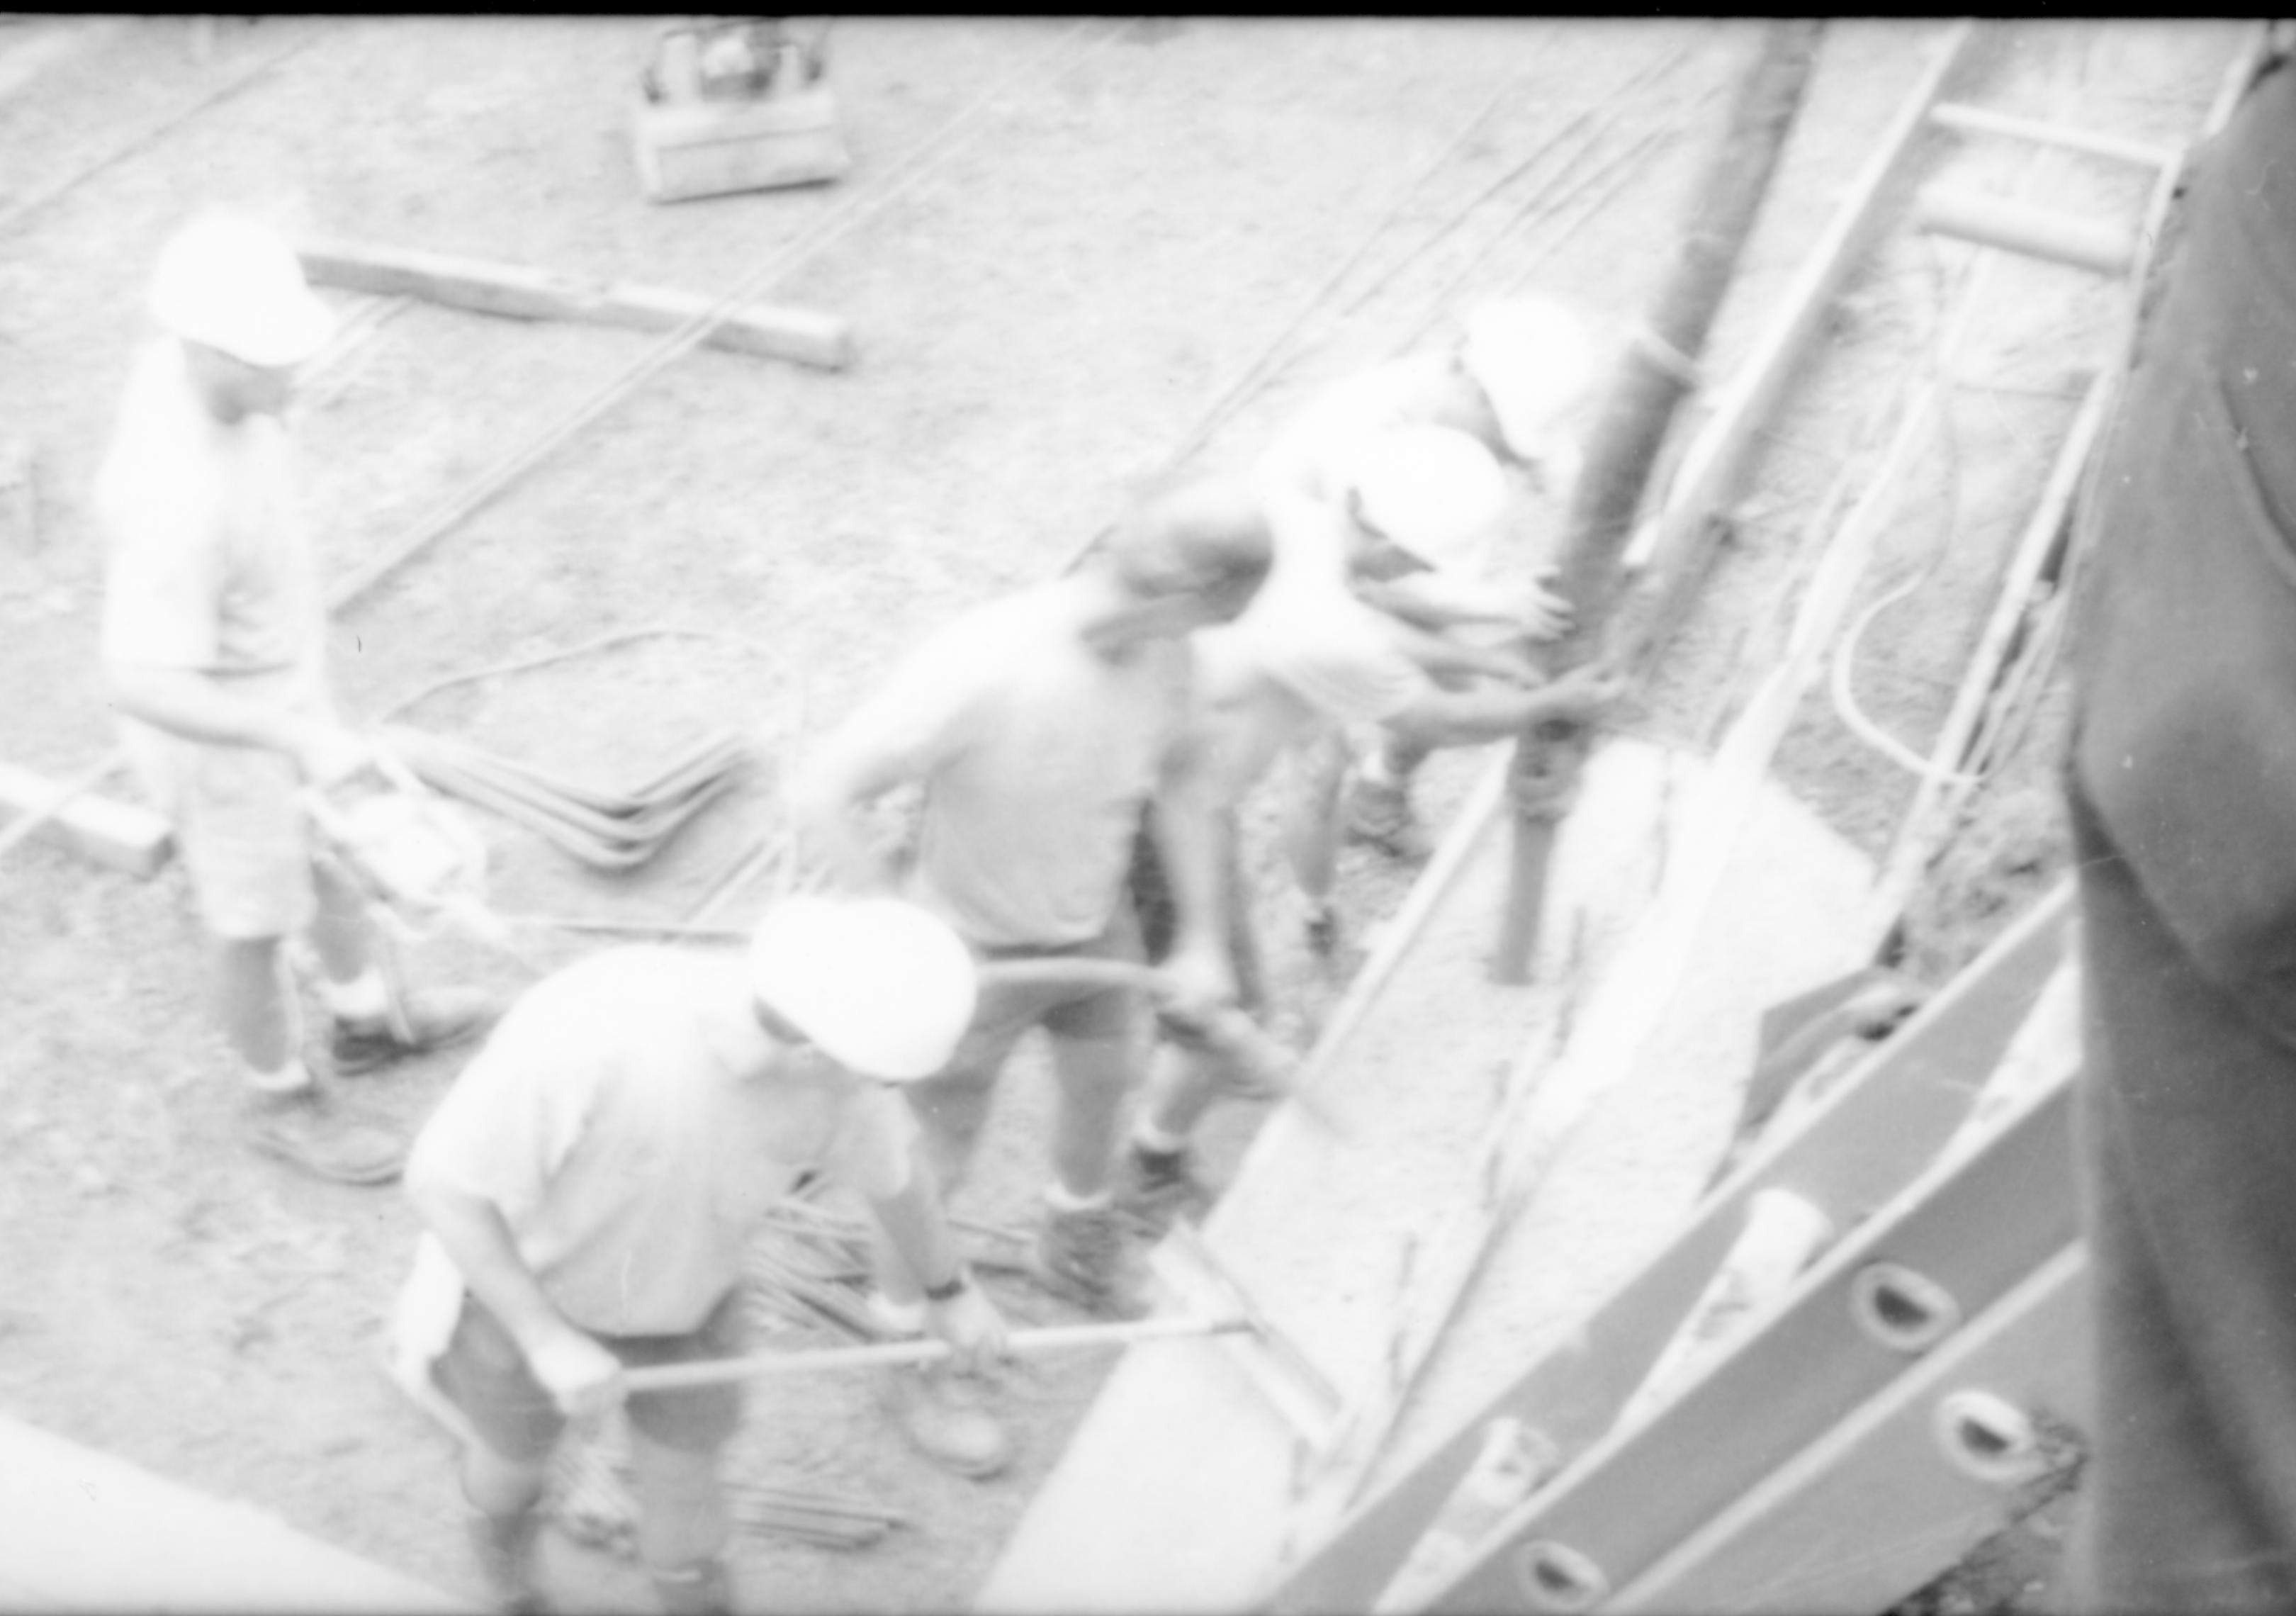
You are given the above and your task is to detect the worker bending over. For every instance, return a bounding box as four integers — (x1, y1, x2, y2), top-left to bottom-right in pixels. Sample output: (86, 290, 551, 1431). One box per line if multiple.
(794, 481, 1270, 1474)
(97, 214, 493, 1185)
(1257, 296, 1601, 858)
(392, 896, 1006, 1615)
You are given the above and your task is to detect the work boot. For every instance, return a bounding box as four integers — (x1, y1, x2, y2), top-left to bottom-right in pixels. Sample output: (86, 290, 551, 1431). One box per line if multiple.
(332, 985, 499, 1077)
(874, 1364, 1014, 1478)
(466, 1510, 550, 1616)
(1114, 1143, 1215, 1238)
(1345, 775, 1432, 862)
(1028, 1203, 1148, 1319)
(246, 1086, 407, 1186)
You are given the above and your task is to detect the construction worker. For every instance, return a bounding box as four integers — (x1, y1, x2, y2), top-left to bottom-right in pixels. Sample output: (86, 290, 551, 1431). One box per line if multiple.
(2059, 43, 2296, 1616)
(1119, 433, 1626, 1216)
(792, 481, 1271, 1474)
(96, 213, 492, 1186)
(390, 895, 1006, 1616)
(1258, 296, 1602, 858)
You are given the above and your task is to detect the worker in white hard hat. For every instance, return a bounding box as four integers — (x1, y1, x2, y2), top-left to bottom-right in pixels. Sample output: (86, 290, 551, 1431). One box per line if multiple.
(1114, 436, 1626, 1221)
(1256, 293, 1604, 859)
(393, 895, 1009, 1616)
(96, 213, 495, 1186)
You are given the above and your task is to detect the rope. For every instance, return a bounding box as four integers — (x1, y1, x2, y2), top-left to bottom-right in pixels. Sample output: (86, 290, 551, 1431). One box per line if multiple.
(331, 18, 1125, 615)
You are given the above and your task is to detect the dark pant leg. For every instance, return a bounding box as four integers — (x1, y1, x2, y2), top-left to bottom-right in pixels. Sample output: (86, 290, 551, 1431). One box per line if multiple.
(2064, 785, 2296, 1612)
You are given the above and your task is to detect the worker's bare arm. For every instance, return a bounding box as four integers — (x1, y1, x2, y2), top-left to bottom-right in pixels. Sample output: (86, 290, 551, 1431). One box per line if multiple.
(1382, 665, 1627, 750)
(862, 1141, 1011, 1373)
(792, 630, 989, 891)
(789, 738, 916, 892)
(105, 659, 372, 783)
(1363, 570, 1574, 641)
(403, 1170, 624, 1417)
(1372, 616, 1538, 685)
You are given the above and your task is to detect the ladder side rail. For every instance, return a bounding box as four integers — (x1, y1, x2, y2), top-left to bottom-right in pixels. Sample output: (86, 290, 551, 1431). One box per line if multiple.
(1266, 883, 2074, 1612)
(1412, 1065, 2081, 1612)
(1611, 1242, 2089, 1615)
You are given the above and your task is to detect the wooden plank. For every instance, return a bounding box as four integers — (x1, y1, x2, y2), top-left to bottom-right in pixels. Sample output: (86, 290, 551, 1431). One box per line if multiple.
(0, 758, 170, 877)
(296, 238, 854, 371)
(1611, 1244, 2088, 1615)
(1929, 100, 2176, 169)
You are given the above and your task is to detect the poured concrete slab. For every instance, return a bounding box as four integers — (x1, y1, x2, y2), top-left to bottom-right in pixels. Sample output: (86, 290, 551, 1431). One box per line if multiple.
(0, 1411, 472, 1613)
(979, 737, 1876, 1613)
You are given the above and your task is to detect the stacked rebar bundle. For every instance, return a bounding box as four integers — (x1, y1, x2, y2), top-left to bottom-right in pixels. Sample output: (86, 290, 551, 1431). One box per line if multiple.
(381, 723, 750, 871)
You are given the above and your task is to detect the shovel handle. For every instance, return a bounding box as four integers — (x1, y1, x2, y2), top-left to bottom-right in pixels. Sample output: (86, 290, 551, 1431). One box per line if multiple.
(620, 1313, 1246, 1393)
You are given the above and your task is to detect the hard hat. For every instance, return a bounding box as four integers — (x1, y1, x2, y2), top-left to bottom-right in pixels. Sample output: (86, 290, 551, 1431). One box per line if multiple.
(1348, 424, 1508, 576)
(148, 213, 334, 369)
(1459, 296, 1598, 463)
(749, 895, 978, 1080)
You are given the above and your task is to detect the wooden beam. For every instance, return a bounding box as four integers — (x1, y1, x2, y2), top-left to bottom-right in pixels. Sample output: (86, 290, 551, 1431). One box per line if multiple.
(0, 758, 171, 877)
(296, 238, 854, 371)
(1928, 100, 2176, 169)
(1913, 186, 2139, 276)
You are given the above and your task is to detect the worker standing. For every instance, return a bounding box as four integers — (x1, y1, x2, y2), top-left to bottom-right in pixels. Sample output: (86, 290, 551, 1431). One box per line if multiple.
(1256, 296, 1602, 858)
(2059, 42, 2296, 1616)
(792, 482, 1271, 1474)
(391, 895, 1007, 1616)
(1118, 437, 1624, 1216)
(96, 213, 493, 1186)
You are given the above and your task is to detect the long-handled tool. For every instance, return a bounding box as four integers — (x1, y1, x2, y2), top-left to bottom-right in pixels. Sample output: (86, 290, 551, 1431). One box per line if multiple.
(622, 1312, 1254, 1392)
(623, 1218, 1345, 1450)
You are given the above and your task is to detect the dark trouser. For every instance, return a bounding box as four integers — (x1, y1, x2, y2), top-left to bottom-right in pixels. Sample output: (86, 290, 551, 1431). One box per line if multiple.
(2062, 780, 2296, 1612)
(1127, 806, 1265, 1011)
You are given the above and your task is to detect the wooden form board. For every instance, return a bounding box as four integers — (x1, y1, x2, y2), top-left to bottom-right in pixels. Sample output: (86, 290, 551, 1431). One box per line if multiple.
(0, 759, 170, 877)
(296, 238, 854, 371)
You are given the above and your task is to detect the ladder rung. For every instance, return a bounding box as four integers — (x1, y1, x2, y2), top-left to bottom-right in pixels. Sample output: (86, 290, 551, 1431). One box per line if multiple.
(1913, 184, 2138, 276)
(1929, 100, 2177, 169)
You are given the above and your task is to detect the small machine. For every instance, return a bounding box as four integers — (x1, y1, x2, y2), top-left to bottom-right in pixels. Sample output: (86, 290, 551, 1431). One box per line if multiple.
(630, 17, 852, 205)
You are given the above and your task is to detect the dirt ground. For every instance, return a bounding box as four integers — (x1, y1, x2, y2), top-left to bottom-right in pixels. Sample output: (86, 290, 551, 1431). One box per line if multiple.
(0, 16, 2249, 1615)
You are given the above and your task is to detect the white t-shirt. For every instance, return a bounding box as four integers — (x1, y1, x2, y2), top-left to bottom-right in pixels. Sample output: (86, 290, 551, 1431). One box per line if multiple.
(405, 946, 918, 1338)
(96, 341, 325, 693)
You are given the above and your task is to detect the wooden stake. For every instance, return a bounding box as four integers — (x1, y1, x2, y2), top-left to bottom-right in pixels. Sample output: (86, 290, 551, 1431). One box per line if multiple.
(296, 238, 854, 371)
(1492, 20, 1827, 983)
